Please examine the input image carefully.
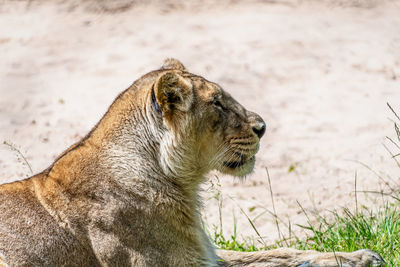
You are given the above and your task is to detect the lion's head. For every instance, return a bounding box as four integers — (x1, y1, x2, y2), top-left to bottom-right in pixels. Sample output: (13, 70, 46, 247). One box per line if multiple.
(139, 59, 266, 181)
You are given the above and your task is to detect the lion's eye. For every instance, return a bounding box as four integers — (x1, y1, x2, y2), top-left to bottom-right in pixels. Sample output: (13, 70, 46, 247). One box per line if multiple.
(213, 99, 225, 110)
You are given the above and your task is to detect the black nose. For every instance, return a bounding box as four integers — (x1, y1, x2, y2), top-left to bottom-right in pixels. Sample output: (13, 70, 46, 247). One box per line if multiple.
(252, 121, 266, 139)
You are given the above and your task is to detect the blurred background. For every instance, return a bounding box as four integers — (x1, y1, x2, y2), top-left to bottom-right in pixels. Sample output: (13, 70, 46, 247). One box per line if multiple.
(0, 0, 400, 244)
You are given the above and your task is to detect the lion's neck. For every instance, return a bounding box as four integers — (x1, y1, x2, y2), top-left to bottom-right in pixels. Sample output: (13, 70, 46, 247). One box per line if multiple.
(44, 126, 205, 234)
(100, 131, 205, 202)
(97, 136, 205, 239)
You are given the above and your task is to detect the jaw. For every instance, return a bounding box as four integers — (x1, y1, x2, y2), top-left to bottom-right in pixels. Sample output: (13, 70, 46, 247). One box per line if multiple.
(219, 156, 256, 178)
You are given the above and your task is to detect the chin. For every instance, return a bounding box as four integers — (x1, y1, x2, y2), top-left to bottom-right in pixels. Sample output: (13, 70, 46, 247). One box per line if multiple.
(220, 156, 255, 178)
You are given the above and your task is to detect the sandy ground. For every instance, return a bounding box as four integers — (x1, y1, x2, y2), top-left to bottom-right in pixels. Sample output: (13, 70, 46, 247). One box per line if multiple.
(1, 0, 400, 245)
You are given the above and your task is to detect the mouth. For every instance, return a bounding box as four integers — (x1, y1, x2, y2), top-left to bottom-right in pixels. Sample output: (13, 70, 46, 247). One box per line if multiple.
(223, 156, 254, 169)
(223, 161, 245, 169)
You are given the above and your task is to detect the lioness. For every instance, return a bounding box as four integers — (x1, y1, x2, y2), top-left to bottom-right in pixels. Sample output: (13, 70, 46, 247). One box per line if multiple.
(0, 59, 383, 266)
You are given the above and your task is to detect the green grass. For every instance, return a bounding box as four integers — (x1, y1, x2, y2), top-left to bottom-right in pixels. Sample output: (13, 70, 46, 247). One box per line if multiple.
(211, 202, 400, 265)
(289, 204, 400, 265)
(209, 103, 400, 266)
(211, 219, 259, 252)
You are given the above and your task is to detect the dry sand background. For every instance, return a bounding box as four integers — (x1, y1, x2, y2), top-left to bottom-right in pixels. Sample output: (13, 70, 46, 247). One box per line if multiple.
(1, 0, 400, 245)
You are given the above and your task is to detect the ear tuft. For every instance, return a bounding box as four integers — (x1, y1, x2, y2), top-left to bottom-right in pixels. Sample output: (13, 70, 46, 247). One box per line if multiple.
(161, 58, 187, 71)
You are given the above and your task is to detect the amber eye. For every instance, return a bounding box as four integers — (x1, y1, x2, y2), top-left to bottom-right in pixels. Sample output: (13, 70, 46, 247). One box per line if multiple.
(213, 98, 225, 110)
(214, 100, 223, 108)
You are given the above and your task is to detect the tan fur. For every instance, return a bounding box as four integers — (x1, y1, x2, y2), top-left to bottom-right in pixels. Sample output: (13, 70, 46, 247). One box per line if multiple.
(0, 59, 384, 266)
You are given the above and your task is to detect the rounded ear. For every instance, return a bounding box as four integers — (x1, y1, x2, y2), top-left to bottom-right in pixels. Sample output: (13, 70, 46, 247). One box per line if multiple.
(161, 58, 187, 72)
(154, 71, 193, 116)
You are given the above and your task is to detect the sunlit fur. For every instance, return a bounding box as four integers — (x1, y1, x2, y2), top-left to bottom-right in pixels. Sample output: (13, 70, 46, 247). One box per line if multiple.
(0, 59, 383, 266)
